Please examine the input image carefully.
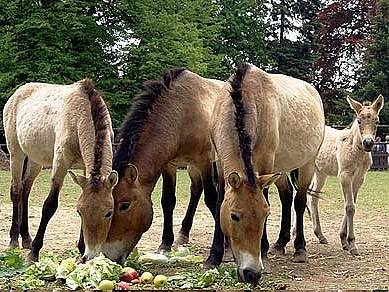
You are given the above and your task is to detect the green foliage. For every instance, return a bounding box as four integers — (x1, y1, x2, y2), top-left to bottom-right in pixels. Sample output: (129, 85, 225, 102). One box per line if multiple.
(0, 248, 26, 278)
(355, 0, 389, 124)
(212, 0, 270, 78)
(269, 0, 321, 82)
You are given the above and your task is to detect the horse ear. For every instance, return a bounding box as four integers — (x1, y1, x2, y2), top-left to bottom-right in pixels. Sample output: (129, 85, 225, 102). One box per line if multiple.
(258, 173, 281, 189)
(227, 172, 241, 189)
(68, 170, 87, 188)
(372, 94, 384, 113)
(107, 170, 118, 188)
(346, 95, 363, 114)
(125, 164, 138, 184)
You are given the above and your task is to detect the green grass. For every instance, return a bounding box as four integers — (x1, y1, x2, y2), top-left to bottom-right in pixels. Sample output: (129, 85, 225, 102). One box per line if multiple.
(0, 169, 388, 213)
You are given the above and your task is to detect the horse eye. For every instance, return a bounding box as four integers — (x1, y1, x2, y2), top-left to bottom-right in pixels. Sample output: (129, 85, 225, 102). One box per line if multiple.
(231, 213, 240, 222)
(357, 119, 361, 124)
(119, 202, 131, 213)
(77, 210, 81, 216)
(105, 211, 113, 218)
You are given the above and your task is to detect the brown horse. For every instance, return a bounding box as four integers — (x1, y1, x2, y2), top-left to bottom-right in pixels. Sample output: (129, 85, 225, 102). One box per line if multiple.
(3, 79, 117, 262)
(209, 63, 325, 284)
(309, 95, 384, 254)
(101, 69, 224, 264)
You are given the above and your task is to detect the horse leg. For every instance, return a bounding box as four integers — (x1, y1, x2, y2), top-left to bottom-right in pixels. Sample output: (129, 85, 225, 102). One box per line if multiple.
(339, 172, 354, 253)
(270, 174, 293, 256)
(176, 165, 203, 245)
(78, 226, 85, 255)
(158, 164, 177, 252)
(8, 150, 26, 248)
(310, 173, 328, 244)
(346, 175, 364, 256)
(260, 187, 272, 273)
(292, 162, 315, 263)
(204, 167, 225, 268)
(20, 160, 42, 249)
(28, 158, 68, 263)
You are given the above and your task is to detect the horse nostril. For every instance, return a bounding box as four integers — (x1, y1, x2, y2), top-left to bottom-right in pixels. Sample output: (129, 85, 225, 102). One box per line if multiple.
(243, 268, 261, 284)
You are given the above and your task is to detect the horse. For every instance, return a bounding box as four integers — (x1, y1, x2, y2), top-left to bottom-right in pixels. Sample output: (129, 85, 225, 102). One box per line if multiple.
(100, 68, 225, 264)
(208, 63, 325, 284)
(3, 79, 118, 262)
(309, 95, 384, 255)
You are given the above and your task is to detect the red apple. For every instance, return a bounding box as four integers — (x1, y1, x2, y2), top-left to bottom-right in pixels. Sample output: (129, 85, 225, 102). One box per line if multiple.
(120, 267, 139, 283)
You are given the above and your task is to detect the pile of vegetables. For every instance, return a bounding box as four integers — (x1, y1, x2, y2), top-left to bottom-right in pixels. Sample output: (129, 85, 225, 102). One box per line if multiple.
(0, 245, 253, 290)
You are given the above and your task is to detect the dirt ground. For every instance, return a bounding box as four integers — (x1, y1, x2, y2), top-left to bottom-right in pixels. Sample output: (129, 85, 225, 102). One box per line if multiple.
(1, 194, 389, 290)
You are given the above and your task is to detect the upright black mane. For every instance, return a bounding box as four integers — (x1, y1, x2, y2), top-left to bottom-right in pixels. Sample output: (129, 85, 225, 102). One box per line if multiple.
(229, 63, 256, 187)
(113, 68, 186, 175)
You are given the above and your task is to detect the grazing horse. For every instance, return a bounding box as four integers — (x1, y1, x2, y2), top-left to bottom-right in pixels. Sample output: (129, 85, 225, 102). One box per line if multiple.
(208, 63, 325, 284)
(309, 95, 384, 255)
(3, 80, 118, 262)
(101, 69, 224, 264)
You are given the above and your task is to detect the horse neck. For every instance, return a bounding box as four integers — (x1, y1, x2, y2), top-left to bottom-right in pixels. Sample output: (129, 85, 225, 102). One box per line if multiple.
(78, 101, 113, 178)
(132, 115, 180, 185)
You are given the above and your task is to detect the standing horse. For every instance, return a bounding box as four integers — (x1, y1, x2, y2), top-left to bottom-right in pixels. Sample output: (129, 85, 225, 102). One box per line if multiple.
(208, 63, 325, 284)
(309, 95, 384, 254)
(3, 79, 118, 262)
(100, 69, 224, 264)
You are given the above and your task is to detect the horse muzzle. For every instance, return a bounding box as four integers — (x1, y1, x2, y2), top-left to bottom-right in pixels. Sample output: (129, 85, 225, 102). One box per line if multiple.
(362, 138, 374, 152)
(238, 267, 261, 285)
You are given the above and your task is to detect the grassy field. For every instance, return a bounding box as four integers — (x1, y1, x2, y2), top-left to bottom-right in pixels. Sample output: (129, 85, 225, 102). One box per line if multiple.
(0, 169, 388, 289)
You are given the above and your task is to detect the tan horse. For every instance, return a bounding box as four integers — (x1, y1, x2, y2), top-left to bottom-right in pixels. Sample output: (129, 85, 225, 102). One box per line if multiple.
(3, 80, 118, 262)
(309, 95, 384, 255)
(101, 69, 224, 264)
(210, 63, 325, 284)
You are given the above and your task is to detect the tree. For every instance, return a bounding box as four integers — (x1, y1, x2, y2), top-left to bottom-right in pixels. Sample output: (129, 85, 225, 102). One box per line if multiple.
(268, 0, 321, 82)
(0, 0, 128, 126)
(119, 0, 222, 93)
(355, 0, 389, 124)
(313, 0, 376, 123)
(212, 0, 270, 78)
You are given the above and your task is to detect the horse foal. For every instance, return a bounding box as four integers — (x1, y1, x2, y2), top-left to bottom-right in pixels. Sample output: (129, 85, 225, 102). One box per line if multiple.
(310, 95, 384, 255)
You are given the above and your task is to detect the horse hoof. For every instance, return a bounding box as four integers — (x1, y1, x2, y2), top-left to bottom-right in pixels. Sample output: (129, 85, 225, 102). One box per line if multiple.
(9, 239, 19, 249)
(204, 255, 221, 269)
(22, 237, 32, 249)
(350, 248, 360, 256)
(262, 257, 272, 274)
(291, 249, 307, 263)
(157, 244, 171, 254)
(319, 237, 328, 244)
(174, 233, 189, 246)
(342, 243, 350, 251)
(269, 243, 285, 256)
(27, 252, 39, 265)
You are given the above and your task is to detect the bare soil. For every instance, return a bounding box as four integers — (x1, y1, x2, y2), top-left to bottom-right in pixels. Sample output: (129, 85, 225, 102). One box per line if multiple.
(1, 193, 388, 290)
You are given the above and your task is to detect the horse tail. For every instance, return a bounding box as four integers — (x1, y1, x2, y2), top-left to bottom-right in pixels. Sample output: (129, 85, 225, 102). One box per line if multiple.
(79, 79, 112, 183)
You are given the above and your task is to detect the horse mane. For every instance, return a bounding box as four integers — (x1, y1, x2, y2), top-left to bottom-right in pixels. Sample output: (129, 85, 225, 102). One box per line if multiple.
(229, 63, 256, 187)
(113, 68, 186, 175)
(80, 79, 111, 185)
